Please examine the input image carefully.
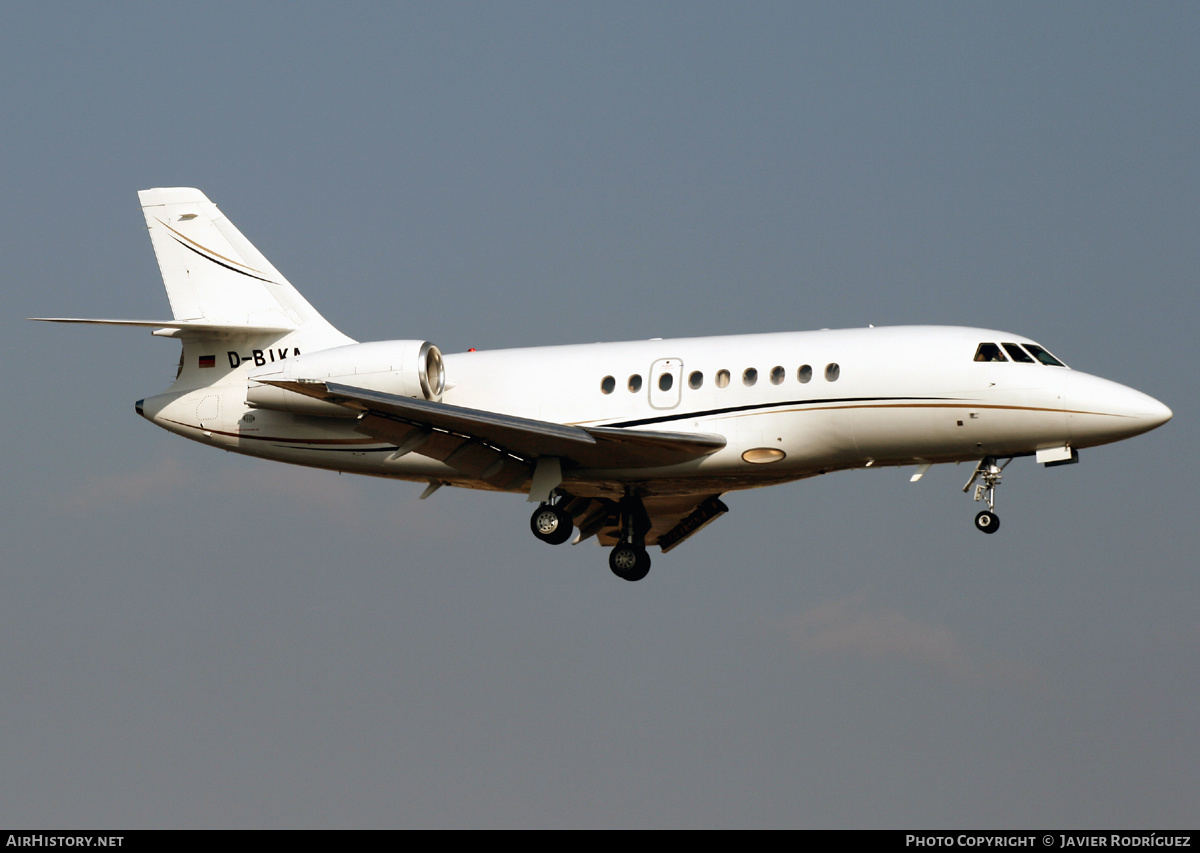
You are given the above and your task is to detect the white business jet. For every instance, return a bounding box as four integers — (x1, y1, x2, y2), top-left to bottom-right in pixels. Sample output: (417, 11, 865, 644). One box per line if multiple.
(33, 189, 1172, 581)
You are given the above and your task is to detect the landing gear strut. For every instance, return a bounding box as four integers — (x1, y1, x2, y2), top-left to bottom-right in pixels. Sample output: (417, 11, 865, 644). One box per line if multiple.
(530, 497, 573, 545)
(609, 491, 651, 581)
(963, 456, 1011, 534)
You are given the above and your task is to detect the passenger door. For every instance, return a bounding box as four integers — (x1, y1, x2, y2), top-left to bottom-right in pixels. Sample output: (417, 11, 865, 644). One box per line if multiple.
(648, 358, 683, 409)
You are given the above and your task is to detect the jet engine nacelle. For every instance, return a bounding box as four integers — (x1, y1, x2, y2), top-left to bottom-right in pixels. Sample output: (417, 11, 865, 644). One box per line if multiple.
(246, 339, 445, 417)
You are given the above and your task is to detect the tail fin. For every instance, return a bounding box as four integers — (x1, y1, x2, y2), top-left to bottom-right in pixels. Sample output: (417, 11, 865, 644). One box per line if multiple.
(138, 187, 344, 338)
(32, 188, 355, 393)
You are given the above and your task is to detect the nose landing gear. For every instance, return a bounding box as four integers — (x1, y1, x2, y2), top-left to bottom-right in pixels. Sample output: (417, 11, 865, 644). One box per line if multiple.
(974, 509, 1000, 533)
(963, 456, 1011, 534)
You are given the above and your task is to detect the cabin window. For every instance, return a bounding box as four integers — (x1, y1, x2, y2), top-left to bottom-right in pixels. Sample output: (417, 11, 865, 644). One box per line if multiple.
(601, 375, 616, 394)
(743, 368, 758, 387)
(1002, 343, 1035, 363)
(1023, 343, 1065, 367)
(688, 371, 703, 389)
(973, 343, 1007, 362)
(658, 372, 674, 392)
(798, 364, 812, 383)
(715, 369, 730, 388)
(628, 374, 643, 392)
(770, 366, 786, 385)
(825, 363, 840, 381)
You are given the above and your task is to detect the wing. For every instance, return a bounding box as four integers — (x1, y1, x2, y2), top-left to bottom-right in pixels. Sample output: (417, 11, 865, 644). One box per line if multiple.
(260, 379, 726, 473)
(257, 381, 730, 548)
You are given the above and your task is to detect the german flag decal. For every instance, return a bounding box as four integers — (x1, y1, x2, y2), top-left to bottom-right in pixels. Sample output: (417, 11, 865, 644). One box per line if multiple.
(198, 355, 216, 368)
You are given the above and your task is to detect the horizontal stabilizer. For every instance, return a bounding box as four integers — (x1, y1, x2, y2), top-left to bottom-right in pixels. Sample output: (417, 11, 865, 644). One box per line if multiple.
(29, 317, 295, 335)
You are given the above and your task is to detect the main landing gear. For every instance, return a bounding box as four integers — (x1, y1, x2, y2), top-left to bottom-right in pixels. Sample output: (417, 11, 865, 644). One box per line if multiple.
(609, 544, 650, 582)
(530, 500, 573, 545)
(609, 492, 652, 582)
(528, 490, 653, 581)
(963, 456, 1011, 534)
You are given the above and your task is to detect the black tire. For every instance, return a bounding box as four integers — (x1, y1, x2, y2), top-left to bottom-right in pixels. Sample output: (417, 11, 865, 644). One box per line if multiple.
(530, 505, 573, 545)
(609, 545, 651, 581)
(974, 510, 1000, 534)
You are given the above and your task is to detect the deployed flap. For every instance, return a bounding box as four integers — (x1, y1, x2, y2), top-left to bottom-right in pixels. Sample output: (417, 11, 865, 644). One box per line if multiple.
(576, 493, 729, 551)
(262, 380, 726, 470)
(655, 495, 729, 552)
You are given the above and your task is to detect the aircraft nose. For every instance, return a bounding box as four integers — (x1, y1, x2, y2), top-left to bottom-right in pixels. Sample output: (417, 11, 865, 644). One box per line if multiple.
(1140, 395, 1173, 429)
(1065, 371, 1172, 447)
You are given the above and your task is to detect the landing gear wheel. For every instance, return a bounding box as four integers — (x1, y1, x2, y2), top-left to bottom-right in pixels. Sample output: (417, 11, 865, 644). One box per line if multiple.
(974, 510, 1000, 534)
(530, 504, 573, 545)
(609, 545, 651, 581)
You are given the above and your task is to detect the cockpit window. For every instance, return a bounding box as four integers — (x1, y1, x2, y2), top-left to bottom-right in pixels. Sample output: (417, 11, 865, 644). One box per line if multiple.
(973, 343, 1007, 362)
(1023, 343, 1065, 367)
(1002, 343, 1036, 363)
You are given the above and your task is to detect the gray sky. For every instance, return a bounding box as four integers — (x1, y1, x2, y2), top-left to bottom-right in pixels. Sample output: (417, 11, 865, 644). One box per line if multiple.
(2, 2, 1196, 828)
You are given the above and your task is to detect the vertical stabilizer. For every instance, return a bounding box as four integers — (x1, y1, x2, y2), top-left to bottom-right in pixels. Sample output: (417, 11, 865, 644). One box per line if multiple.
(33, 189, 355, 395)
(138, 188, 348, 343)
